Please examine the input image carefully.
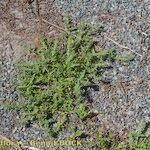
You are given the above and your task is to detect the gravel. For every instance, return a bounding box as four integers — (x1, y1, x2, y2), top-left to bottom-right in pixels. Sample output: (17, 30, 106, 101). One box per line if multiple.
(0, 0, 150, 150)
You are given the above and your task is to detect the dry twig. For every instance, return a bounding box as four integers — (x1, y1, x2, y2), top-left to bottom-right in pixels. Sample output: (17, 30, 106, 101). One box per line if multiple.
(104, 35, 142, 57)
(136, 15, 150, 24)
(42, 19, 66, 32)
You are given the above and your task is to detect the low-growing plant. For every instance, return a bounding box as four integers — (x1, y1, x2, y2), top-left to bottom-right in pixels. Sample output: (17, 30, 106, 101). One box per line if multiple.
(13, 16, 134, 137)
(87, 130, 113, 150)
(76, 103, 90, 120)
(87, 122, 150, 150)
(127, 122, 150, 150)
(115, 55, 134, 63)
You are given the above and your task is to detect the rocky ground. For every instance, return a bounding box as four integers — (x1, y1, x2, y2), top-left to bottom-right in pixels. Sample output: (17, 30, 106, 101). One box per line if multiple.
(0, 0, 150, 150)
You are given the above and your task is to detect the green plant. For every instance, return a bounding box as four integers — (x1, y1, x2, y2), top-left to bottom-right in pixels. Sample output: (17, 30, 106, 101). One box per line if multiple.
(14, 16, 133, 137)
(115, 55, 134, 63)
(127, 122, 150, 150)
(74, 130, 85, 138)
(87, 131, 113, 150)
(87, 122, 150, 150)
(76, 103, 89, 120)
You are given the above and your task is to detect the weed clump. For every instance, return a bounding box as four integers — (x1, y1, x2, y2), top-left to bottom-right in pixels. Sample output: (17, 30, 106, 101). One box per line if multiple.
(87, 122, 150, 150)
(15, 17, 130, 137)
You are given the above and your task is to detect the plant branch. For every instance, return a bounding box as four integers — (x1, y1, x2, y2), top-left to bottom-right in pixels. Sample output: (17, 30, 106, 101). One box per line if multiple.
(42, 18, 67, 32)
(41, 18, 80, 40)
(104, 35, 142, 57)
